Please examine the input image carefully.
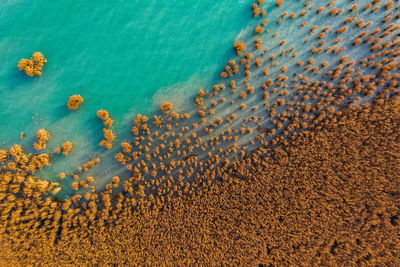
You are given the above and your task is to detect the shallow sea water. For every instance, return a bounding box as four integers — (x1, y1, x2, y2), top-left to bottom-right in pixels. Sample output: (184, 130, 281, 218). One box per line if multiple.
(1, 0, 393, 198)
(0, 0, 251, 177)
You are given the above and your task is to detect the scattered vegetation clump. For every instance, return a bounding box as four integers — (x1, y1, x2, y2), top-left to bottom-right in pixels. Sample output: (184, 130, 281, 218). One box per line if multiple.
(97, 110, 110, 120)
(17, 52, 47, 77)
(99, 128, 115, 149)
(96, 109, 115, 148)
(61, 141, 73, 156)
(81, 158, 101, 171)
(121, 142, 132, 153)
(0, 99, 399, 265)
(67, 95, 84, 110)
(160, 102, 173, 114)
(33, 129, 50, 151)
(233, 41, 247, 55)
(131, 114, 150, 135)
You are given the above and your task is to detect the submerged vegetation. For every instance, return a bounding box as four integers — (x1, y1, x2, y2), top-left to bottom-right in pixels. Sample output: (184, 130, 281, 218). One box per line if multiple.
(17, 52, 47, 77)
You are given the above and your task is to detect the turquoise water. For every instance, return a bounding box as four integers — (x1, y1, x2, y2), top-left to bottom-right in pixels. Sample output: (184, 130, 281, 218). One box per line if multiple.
(1, 0, 394, 197)
(0, 0, 250, 158)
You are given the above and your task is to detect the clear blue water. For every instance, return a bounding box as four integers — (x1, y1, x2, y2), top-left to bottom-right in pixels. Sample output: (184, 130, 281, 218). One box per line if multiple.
(0, 0, 250, 158)
(1, 0, 392, 198)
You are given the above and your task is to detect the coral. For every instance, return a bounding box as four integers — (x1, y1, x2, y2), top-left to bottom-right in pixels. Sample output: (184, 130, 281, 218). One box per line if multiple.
(17, 52, 47, 77)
